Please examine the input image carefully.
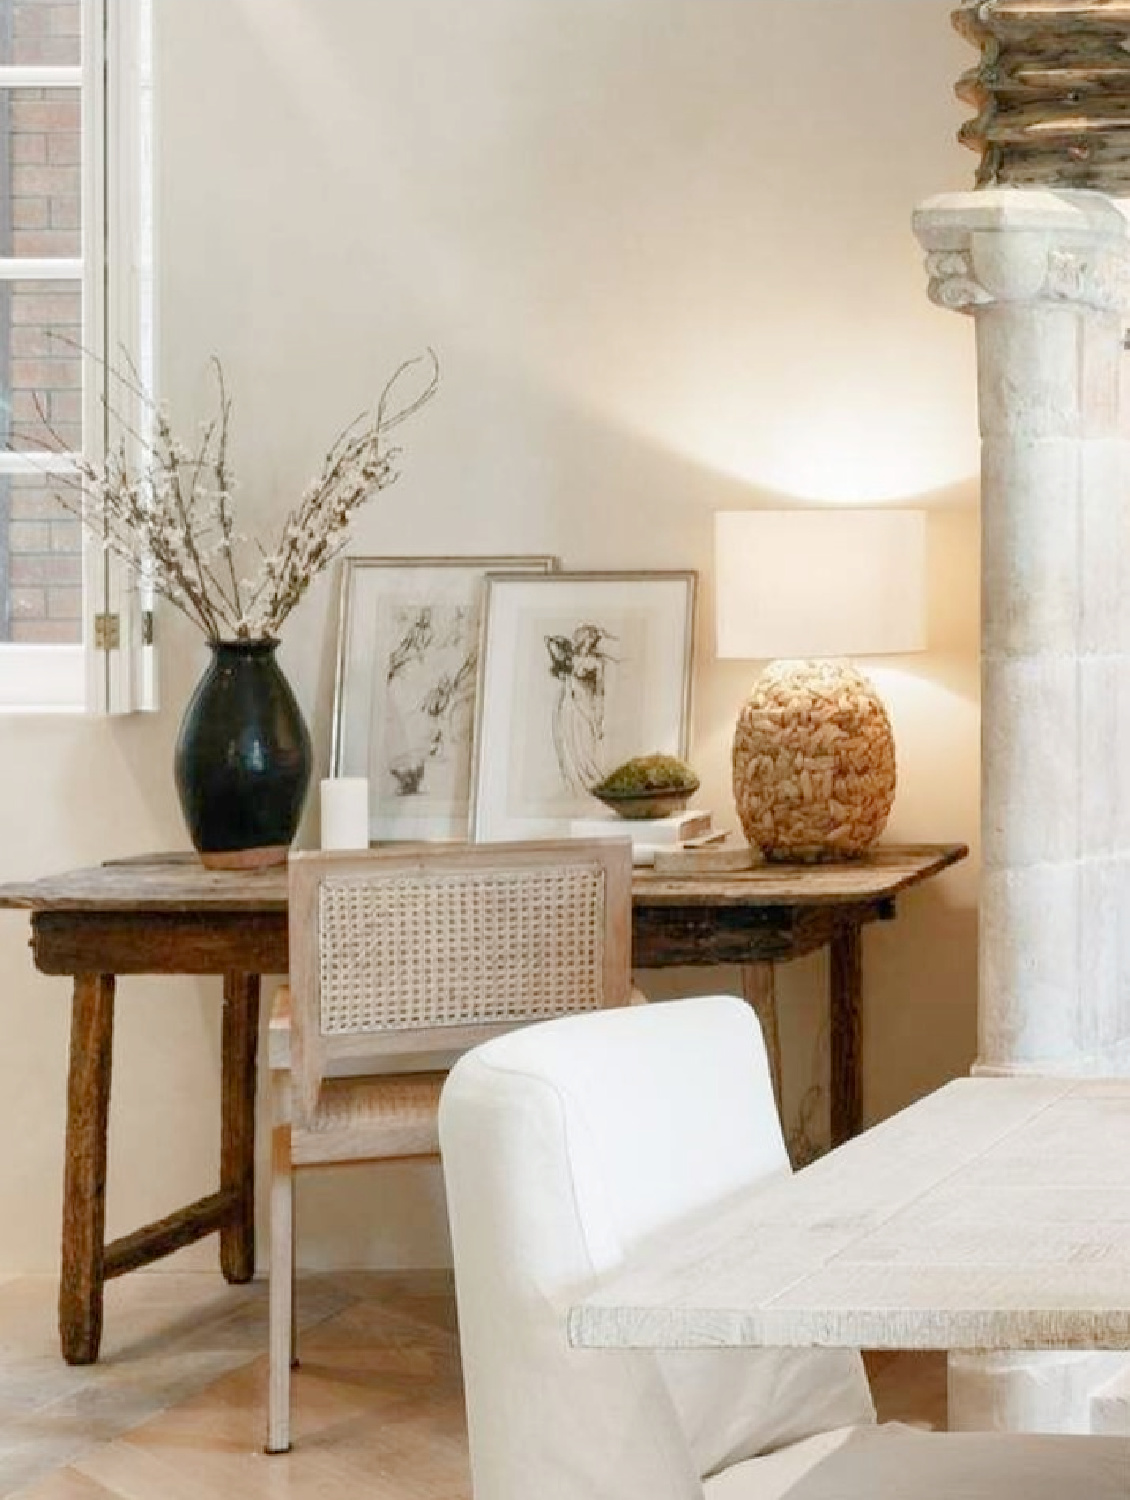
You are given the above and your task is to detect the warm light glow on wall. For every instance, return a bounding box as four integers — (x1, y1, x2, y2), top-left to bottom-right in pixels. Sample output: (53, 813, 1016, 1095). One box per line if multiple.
(664, 391, 978, 505)
(750, 406, 974, 504)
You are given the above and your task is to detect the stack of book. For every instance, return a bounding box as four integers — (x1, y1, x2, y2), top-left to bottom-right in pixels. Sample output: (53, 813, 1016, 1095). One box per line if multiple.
(569, 808, 744, 868)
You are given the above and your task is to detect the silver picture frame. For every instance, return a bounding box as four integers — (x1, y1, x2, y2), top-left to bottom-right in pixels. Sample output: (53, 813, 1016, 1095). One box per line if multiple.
(331, 555, 558, 842)
(470, 570, 697, 842)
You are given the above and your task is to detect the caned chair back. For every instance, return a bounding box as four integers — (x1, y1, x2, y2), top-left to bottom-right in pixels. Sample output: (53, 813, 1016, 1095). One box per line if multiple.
(287, 839, 634, 1124)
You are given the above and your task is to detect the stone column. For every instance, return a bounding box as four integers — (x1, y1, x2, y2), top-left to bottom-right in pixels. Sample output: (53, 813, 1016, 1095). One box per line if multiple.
(914, 187, 1130, 1433)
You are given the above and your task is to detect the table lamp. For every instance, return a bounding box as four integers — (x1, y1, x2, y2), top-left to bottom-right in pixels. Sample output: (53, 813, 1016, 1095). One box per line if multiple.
(714, 509, 926, 862)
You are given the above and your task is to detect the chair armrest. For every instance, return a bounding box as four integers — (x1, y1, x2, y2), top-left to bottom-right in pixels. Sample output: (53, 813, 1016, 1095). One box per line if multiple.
(268, 985, 292, 1072)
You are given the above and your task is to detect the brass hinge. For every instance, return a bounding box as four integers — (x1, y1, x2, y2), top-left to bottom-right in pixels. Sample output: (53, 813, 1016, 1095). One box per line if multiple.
(93, 612, 120, 651)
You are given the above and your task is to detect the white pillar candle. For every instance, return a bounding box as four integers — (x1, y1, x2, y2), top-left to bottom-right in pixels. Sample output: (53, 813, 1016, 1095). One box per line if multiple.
(319, 777, 370, 851)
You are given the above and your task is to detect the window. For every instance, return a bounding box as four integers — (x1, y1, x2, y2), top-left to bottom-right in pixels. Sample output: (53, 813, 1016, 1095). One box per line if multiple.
(0, 0, 153, 712)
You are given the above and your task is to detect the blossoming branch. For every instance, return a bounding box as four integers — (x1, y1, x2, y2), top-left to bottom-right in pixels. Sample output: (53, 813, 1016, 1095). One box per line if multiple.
(33, 349, 438, 641)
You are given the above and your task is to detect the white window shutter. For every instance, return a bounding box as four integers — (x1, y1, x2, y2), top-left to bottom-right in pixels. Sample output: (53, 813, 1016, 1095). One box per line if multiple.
(84, 0, 155, 715)
(86, 554, 157, 715)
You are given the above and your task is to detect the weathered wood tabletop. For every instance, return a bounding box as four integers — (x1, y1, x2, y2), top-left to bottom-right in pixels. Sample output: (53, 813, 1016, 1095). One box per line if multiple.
(571, 1076, 1130, 1355)
(632, 844, 967, 907)
(0, 841, 965, 913)
(0, 841, 966, 1365)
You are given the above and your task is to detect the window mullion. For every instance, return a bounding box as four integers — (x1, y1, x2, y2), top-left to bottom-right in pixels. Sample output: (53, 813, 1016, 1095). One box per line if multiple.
(0, 65, 80, 89)
(0, 257, 81, 279)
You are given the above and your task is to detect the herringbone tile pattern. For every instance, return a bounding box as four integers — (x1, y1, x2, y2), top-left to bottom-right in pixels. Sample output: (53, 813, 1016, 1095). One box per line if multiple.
(0, 1271, 943, 1500)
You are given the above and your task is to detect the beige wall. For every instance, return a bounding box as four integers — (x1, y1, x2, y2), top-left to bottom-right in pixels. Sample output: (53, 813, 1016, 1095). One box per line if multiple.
(0, 0, 980, 1272)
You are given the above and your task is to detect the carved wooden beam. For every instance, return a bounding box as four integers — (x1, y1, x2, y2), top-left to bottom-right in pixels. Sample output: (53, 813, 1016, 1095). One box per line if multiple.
(954, 1, 1130, 190)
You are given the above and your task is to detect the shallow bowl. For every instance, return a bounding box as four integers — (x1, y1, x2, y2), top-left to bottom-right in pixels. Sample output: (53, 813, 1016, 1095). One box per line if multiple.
(592, 781, 700, 820)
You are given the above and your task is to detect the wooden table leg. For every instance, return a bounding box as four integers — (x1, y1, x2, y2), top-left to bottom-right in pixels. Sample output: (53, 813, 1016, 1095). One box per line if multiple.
(220, 971, 260, 1283)
(742, 963, 783, 1120)
(59, 973, 115, 1365)
(830, 923, 863, 1147)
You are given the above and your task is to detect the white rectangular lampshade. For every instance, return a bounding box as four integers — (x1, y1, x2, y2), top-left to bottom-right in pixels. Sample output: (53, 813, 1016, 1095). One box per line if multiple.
(714, 509, 927, 660)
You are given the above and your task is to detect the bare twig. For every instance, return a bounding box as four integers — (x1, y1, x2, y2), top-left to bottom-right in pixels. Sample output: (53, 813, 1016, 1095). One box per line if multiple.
(211, 359, 245, 629)
(11, 349, 438, 641)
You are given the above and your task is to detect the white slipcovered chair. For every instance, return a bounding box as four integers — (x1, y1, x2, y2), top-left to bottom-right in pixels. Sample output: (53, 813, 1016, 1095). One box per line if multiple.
(438, 995, 1130, 1499)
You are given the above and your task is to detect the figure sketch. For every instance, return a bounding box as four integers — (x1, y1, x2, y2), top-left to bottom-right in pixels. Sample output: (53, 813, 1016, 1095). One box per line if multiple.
(544, 623, 617, 793)
(381, 604, 477, 798)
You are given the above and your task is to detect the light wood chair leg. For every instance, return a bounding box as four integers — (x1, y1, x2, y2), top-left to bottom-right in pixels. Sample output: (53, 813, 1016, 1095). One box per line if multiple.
(290, 1174, 299, 1370)
(267, 1102, 294, 1454)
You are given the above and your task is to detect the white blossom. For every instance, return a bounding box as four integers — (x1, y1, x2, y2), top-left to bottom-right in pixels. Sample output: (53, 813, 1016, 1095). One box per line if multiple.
(36, 352, 437, 641)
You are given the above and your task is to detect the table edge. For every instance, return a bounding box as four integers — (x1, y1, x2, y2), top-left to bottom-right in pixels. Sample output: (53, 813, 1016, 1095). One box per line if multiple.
(631, 843, 969, 908)
(0, 843, 969, 915)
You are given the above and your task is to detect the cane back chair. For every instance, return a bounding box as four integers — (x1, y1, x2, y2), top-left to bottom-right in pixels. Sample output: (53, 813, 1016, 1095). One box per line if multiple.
(266, 837, 634, 1453)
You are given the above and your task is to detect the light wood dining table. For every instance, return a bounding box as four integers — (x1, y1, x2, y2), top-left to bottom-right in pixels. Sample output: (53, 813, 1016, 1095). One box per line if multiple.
(570, 1076, 1130, 1355)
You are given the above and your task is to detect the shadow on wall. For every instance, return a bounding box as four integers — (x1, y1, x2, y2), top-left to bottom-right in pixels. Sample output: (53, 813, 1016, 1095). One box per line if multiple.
(866, 897, 979, 1122)
(634, 888, 977, 1156)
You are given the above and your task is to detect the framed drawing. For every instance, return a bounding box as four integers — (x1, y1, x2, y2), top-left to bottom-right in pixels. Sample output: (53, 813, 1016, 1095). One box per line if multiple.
(470, 571, 697, 841)
(331, 556, 558, 841)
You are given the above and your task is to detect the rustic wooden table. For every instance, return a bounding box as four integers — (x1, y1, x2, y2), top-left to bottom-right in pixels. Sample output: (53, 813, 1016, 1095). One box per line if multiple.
(0, 841, 965, 1365)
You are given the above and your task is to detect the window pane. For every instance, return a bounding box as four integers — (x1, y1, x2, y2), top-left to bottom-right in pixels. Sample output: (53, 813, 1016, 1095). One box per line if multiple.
(0, 278, 82, 452)
(0, 88, 81, 257)
(0, 0, 81, 68)
(1, 471, 81, 642)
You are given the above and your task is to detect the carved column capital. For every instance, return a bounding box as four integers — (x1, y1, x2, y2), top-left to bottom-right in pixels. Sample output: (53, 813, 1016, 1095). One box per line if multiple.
(913, 188, 1130, 317)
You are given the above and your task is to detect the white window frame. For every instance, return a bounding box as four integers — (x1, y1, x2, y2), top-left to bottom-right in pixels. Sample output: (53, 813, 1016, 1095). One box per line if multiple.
(0, 0, 154, 714)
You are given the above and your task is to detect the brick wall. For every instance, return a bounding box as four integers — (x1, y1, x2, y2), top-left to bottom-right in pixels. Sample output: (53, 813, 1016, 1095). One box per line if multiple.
(0, 0, 83, 645)
(4, 0, 79, 67)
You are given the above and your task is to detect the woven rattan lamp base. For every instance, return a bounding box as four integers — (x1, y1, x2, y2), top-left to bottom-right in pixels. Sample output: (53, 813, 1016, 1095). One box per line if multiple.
(732, 659, 897, 862)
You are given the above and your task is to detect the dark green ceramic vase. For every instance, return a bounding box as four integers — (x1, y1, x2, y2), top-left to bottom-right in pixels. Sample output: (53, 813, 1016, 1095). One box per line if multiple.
(174, 639, 312, 869)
